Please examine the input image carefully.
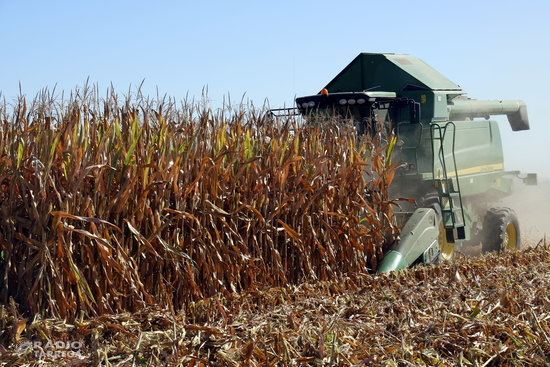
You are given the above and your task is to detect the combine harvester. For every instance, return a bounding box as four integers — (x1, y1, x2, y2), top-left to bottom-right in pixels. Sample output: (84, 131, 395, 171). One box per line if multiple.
(290, 53, 537, 273)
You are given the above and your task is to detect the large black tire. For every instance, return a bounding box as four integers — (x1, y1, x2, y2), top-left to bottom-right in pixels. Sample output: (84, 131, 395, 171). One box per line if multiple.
(482, 207, 521, 253)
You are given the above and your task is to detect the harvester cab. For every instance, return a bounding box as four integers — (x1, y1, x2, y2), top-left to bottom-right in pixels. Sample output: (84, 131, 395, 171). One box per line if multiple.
(294, 53, 536, 273)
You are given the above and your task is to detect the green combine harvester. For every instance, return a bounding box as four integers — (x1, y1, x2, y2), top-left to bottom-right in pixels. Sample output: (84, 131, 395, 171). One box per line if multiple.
(292, 53, 537, 273)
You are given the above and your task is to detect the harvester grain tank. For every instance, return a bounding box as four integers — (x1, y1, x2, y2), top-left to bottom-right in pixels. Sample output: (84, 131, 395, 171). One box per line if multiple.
(293, 53, 536, 272)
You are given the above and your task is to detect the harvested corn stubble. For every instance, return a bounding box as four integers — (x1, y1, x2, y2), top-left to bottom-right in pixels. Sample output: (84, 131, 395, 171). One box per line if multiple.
(1, 244, 548, 366)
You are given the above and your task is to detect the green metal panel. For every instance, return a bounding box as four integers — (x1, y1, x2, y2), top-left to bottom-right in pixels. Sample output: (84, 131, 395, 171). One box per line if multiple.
(376, 208, 439, 273)
(385, 54, 462, 91)
(434, 92, 451, 121)
(433, 120, 507, 197)
(324, 53, 462, 94)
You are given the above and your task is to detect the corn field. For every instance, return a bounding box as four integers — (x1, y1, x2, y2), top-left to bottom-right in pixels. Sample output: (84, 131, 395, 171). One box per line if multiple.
(0, 89, 400, 320)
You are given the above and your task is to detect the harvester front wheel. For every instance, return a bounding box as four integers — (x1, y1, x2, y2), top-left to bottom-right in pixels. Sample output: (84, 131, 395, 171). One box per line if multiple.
(419, 195, 454, 261)
(438, 219, 455, 261)
(482, 207, 520, 253)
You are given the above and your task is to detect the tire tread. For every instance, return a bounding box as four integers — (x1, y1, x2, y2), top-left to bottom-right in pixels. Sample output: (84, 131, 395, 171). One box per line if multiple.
(482, 207, 520, 253)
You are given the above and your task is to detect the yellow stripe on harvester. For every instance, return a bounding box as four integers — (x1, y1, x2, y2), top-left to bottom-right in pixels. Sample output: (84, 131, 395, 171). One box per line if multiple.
(435, 163, 504, 178)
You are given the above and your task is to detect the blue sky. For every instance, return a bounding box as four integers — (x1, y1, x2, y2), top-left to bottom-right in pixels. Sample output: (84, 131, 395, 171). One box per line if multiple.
(1, 0, 549, 178)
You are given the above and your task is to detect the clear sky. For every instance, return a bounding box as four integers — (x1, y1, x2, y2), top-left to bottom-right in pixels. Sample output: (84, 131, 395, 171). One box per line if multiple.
(1, 0, 549, 178)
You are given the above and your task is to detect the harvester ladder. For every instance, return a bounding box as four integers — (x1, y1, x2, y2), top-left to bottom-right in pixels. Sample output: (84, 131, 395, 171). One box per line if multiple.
(430, 122, 466, 242)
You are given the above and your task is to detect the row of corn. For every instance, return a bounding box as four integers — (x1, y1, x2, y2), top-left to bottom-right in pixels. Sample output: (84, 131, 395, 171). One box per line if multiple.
(0, 89, 399, 319)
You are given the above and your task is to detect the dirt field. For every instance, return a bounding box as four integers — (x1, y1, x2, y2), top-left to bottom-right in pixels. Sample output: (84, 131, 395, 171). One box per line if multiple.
(1, 245, 548, 367)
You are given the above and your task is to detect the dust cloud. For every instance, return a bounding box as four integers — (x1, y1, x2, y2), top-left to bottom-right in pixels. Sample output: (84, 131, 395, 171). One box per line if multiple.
(501, 178, 550, 247)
